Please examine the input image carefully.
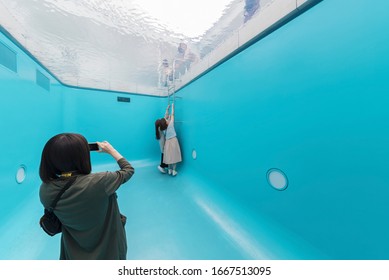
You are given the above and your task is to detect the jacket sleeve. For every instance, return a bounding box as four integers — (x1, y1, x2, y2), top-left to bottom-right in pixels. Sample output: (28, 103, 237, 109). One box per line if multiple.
(103, 158, 135, 195)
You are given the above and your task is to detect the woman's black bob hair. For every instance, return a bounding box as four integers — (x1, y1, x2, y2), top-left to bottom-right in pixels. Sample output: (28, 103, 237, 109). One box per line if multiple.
(39, 133, 92, 183)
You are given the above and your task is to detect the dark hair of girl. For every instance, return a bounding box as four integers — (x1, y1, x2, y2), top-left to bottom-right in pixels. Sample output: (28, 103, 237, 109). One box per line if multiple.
(155, 118, 168, 140)
(39, 133, 92, 183)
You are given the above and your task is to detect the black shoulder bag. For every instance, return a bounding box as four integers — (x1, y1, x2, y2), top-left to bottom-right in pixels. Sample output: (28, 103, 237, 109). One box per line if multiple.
(39, 177, 76, 236)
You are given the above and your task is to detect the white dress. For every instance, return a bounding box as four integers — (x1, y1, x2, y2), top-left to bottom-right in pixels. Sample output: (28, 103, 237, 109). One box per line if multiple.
(163, 120, 182, 164)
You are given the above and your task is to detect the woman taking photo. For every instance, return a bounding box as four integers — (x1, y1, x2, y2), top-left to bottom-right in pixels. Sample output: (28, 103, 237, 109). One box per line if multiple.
(39, 133, 134, 259)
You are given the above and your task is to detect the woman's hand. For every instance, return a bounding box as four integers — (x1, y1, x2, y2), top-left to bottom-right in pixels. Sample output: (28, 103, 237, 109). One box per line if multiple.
(97, 141, 123, 161)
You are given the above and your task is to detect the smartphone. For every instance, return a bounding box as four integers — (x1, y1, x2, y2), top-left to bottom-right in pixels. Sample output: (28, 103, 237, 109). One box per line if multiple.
(88, 143, 99, 151)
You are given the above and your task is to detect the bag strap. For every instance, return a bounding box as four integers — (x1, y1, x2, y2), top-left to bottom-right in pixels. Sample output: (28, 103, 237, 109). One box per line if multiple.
(48, 176, 77, 211)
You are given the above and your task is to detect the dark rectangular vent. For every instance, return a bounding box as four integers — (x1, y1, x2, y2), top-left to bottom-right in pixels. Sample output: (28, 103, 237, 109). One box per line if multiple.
(0, 41, 17, 72)
(117, 96, 131, 103)
(36, 70, 50, 91)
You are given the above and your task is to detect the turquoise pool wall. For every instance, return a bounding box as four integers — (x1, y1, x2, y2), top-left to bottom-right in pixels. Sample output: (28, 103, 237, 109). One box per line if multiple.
(1, 0, 389, 259)
(59, 86, 163, 165)
(176, 0, 389, 259)
(0, 31, 62, 217)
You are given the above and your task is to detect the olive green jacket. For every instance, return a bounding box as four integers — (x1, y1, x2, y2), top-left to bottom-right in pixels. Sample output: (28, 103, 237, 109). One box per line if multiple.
(39, 158, 134, 259)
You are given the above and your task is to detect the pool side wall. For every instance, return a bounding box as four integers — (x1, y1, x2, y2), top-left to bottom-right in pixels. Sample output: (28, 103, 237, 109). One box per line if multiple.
(175, 0, 389, 259)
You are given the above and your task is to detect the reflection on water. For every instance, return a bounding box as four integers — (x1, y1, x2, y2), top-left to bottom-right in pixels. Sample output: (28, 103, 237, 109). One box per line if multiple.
(244, 0, 261, 23)
(0, 0, 275, 95)
(159, 42, 199, 89)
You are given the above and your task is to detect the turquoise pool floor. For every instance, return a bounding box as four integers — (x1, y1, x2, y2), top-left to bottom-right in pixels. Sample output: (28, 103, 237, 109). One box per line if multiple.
(0, 162, 250, 260)
(120, 163, 248, 260)
(0, 160, 324, 260)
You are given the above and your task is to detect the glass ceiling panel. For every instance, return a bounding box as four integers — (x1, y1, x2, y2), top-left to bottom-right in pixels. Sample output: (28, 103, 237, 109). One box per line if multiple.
(0, 0, 313, 96)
